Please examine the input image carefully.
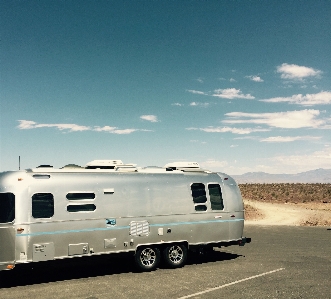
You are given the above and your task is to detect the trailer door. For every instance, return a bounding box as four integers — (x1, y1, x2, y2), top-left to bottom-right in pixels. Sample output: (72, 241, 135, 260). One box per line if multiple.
(0, 193, 15, 270)
(207, 183, 229, 241)
(191, 183, 229, 242)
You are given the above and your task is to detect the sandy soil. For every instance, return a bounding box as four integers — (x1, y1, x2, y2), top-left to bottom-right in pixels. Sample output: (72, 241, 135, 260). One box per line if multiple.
(244, 199, 331, 226)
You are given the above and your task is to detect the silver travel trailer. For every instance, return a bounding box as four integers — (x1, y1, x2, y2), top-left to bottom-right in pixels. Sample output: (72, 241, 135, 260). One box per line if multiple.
(0, 160, 250, 272)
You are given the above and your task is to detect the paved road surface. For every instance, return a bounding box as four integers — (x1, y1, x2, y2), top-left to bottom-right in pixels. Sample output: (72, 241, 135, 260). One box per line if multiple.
(1, 225, 330, 298)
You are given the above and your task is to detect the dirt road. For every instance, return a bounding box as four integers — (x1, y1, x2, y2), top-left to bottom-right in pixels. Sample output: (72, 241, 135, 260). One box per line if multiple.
(244, 199, 331, 226)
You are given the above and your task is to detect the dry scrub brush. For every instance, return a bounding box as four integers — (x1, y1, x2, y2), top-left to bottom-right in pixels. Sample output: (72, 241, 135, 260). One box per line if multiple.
(239, 183, 331, 204)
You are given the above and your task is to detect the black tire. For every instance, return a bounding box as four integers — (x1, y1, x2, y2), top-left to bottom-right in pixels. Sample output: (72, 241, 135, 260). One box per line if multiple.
(163, 244, 187, 268)
(135, 247, 160, 271)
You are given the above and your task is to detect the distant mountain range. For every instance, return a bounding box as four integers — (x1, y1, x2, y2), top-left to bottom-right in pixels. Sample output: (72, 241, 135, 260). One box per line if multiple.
(232, 168, 331, 184)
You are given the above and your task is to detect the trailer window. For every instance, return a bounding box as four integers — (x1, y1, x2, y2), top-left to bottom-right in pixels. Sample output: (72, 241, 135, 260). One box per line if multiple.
(208, 184, 224, 210)
(67, 204, 96, 212)
(191, 183, 207, 203)
(194, 205, 207, 212)
(66, 193, 95, 200)
(0, 193, 15, 223)
(32, 193, 54, 218)
(191, 183, 207, 212)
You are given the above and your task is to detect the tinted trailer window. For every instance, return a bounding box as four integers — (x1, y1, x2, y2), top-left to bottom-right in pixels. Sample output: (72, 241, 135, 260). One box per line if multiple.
(0, 193, 15, 223)
(32, 193, 54, 218)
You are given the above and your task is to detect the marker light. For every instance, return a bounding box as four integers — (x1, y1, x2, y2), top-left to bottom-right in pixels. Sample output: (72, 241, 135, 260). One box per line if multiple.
(6, 264, 15, 270)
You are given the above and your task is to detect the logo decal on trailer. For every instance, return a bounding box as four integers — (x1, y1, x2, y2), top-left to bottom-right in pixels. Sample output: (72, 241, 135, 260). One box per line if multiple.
(106, 218, 116, 226)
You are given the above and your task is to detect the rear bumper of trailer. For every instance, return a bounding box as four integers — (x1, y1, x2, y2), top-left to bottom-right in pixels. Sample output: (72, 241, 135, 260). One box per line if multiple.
(221, 237, 251, 247)
(206, 237, 251, 248)
(190, 237, 251, 251)
(238, 237, 251, 246)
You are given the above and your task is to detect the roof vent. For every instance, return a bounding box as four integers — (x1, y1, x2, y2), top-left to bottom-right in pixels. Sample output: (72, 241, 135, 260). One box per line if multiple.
(36, 165, 53, 168)
(85, 160, 137, 170)
(60, 164, 83, 169)
(85, 160, 123, 169)
(163, 162, 200, 170)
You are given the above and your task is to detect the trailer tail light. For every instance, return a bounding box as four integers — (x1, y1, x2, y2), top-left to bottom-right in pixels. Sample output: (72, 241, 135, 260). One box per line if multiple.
(6, 264, 15, 270)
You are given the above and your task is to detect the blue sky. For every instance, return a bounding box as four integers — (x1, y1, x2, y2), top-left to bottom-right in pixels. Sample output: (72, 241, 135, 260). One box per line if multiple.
(1, 0, 331, 174)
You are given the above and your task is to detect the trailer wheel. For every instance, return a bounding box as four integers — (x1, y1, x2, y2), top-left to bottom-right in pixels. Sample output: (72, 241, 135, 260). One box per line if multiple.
(163, 244, 187, 268)
(135, 247, 160, 271)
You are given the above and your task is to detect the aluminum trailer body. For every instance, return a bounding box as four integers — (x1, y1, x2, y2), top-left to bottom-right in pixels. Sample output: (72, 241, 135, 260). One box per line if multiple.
(0, 161, 250, 271)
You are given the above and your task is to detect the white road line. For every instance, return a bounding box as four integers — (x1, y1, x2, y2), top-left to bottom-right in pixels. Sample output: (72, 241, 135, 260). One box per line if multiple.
(177, 268, 285, 299)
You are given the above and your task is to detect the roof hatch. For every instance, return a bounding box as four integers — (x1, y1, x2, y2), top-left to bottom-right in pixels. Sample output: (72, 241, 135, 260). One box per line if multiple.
(163, 162, 200, 170)
(85, 160, 136, 170)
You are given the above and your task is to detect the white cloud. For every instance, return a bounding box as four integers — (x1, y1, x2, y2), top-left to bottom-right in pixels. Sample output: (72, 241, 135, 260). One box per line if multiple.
(186, 89, 207, 95)
(186, 126, 269, 135)
(200, 159, 228, 170)
(229, 78, 236, 82)
(172, 103, 184, 106)
(246, 75, 264, 82)
(190, 102, 210, 107)
(186, 88, 255, 100)
(17, 120, 90, 132)
(212, 88, 255, 99)
(196, 78, 204, 83)
(270, 147, 331, 171)
(17, 120, 147, 134)
(225, 147, 331, 174)
(93, 126, 118, 132)
(260, 136, 322, 143)
(94, 126, 139, 134)
(140, 115, 159, 122)
(277, 63, 322, 80)
(223, 109, 325, 129)
(190, 140, 207, 144)
(111, 129, 139, 134)
(230, 144, 238, 148)
(261, 91, 331, 106)
(17, 120, 39, 129)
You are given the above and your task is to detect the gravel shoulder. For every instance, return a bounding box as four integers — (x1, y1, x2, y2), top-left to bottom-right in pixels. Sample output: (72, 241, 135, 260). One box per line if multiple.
(244, 199, 331, 226)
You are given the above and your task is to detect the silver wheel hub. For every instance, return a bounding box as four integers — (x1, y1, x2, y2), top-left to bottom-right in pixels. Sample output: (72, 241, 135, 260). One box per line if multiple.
(169, 246, 183, 263)
(140, 248, 156, 266)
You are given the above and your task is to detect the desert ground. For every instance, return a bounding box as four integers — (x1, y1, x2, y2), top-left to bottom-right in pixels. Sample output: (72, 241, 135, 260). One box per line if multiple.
(244, 199, 331, 226)
(240, 183, 331, 226)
